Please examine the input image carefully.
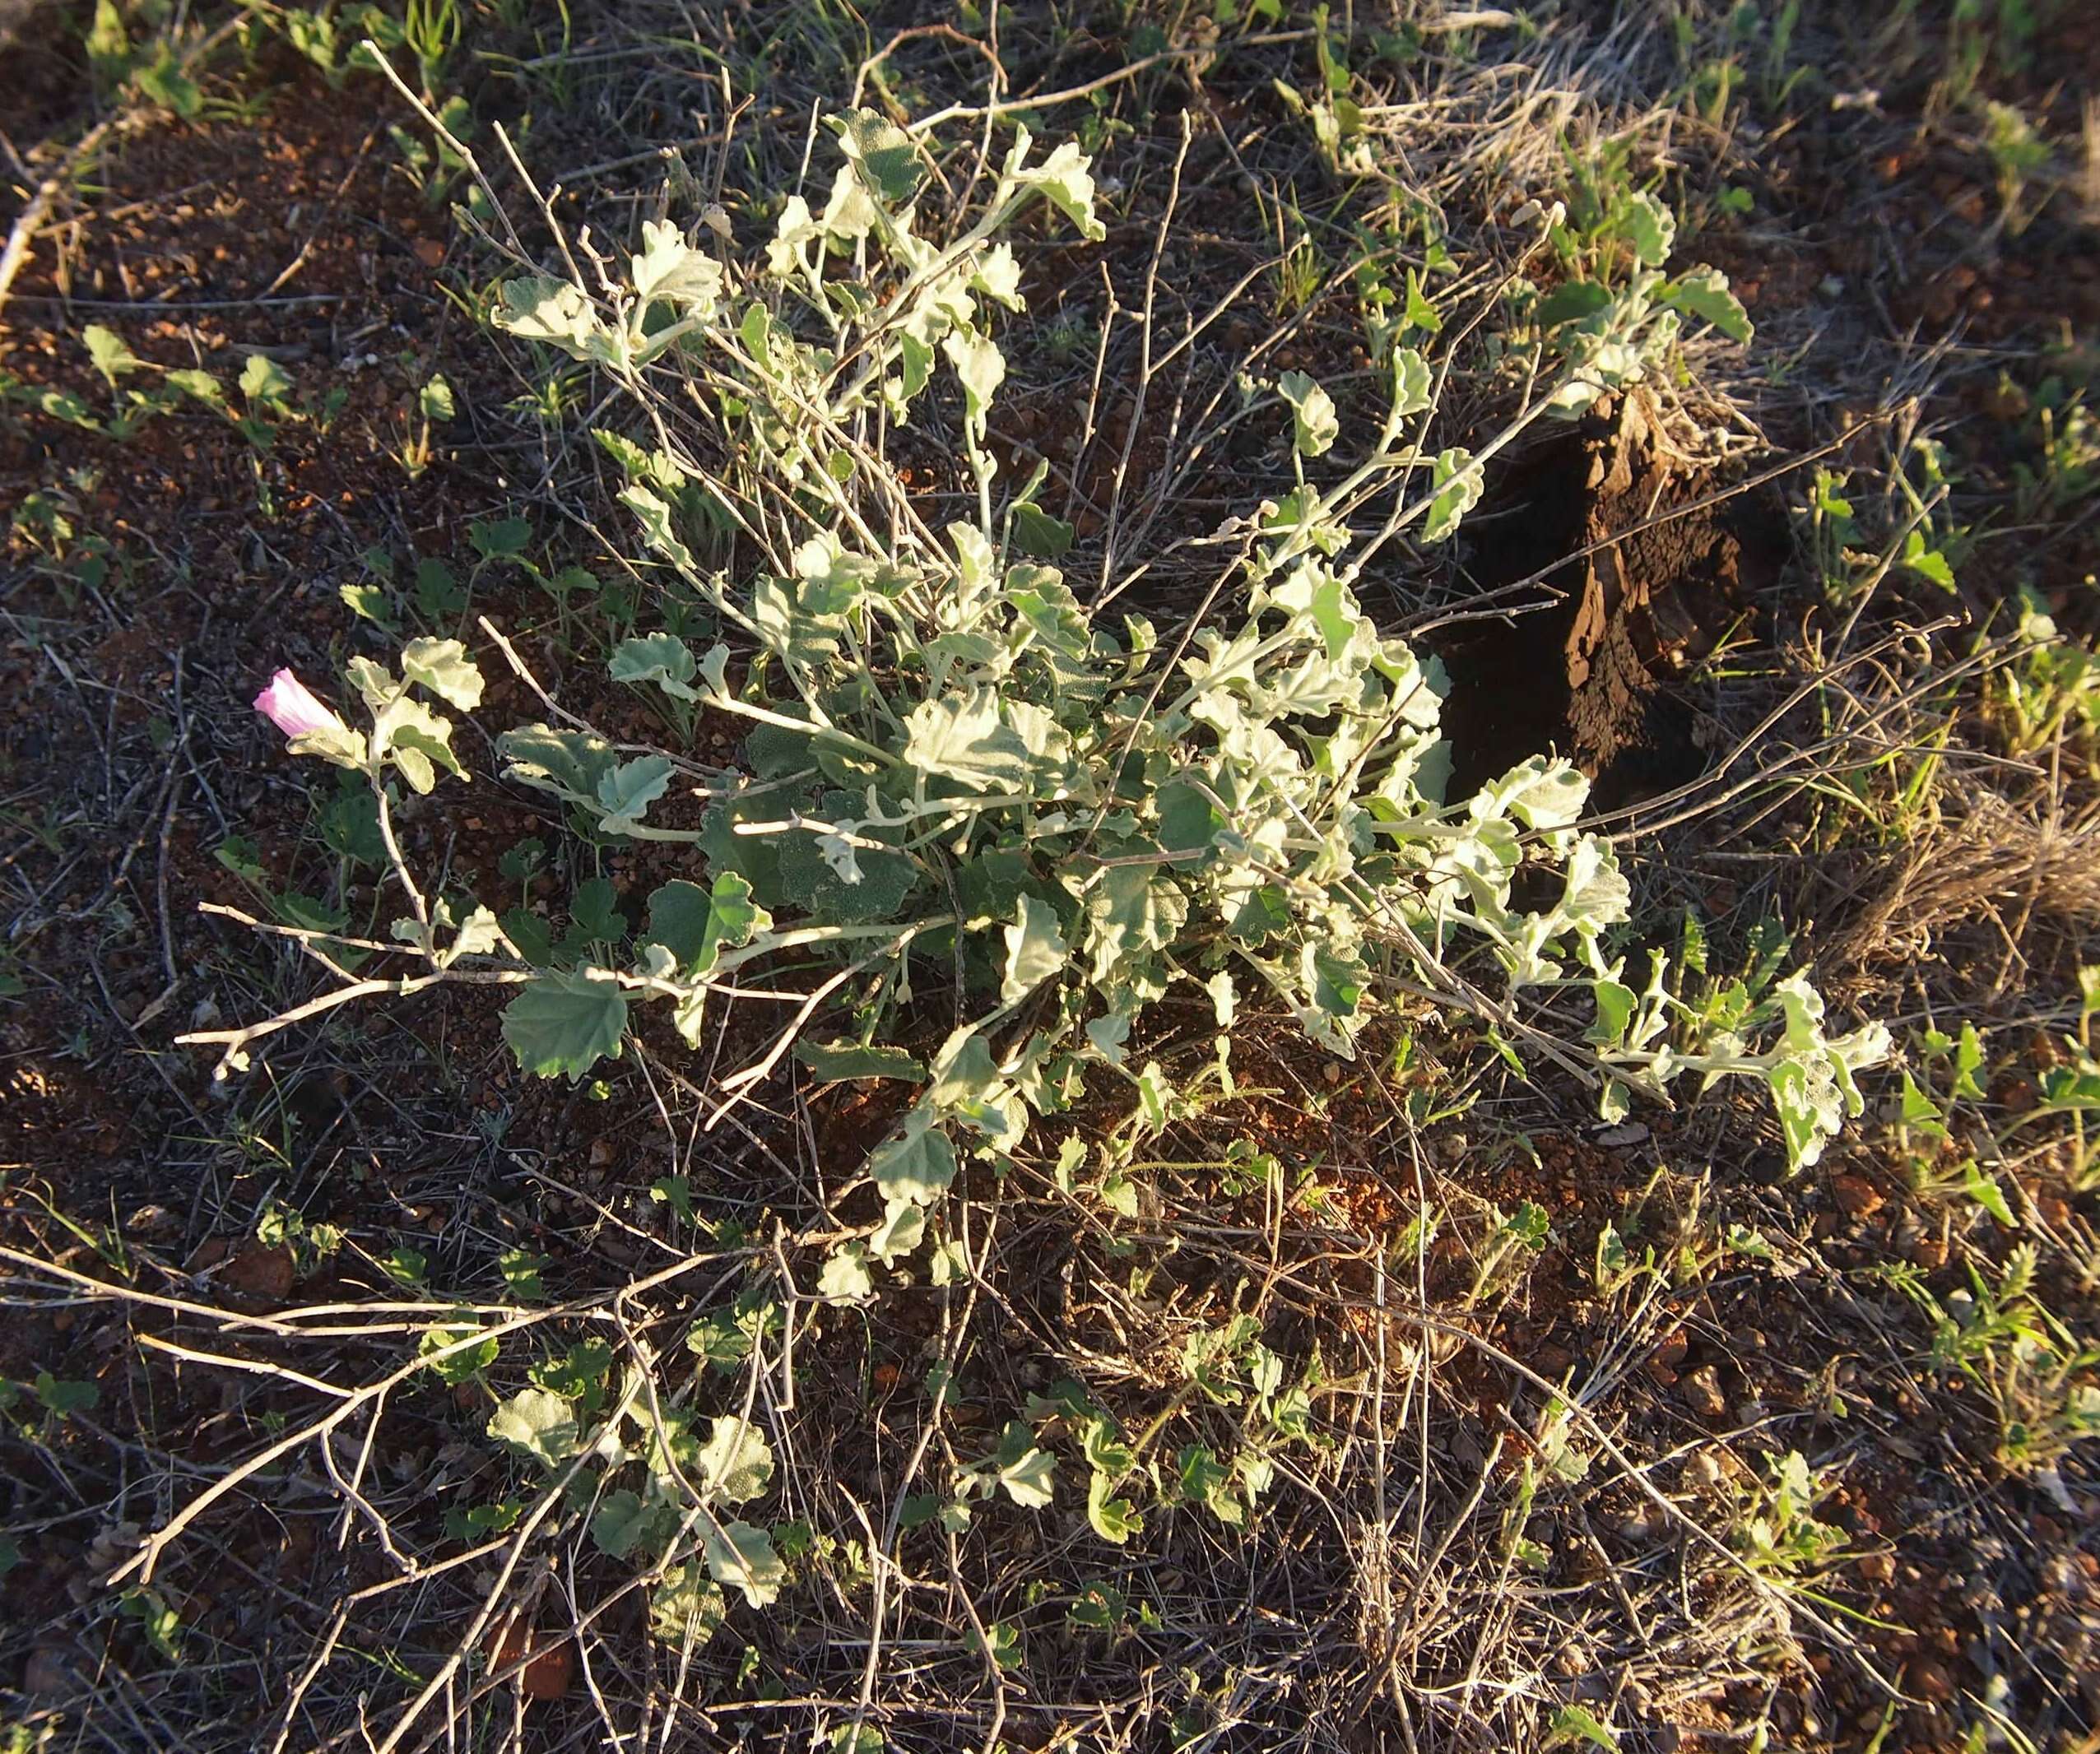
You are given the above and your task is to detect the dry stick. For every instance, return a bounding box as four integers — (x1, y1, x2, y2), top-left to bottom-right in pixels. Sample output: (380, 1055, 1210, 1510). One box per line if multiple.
(318, 1419, 417, 1574)
(1095, 242, 1340, 592)
(1827, 486, 1948, 671)
(945, 1511, 1013, 1754)
(1435, 1310, 1901, 1697)
(1595, 618, 1985, 845)
(1091, 223, 1382, 611)
(1059, 260, 1122, 530)
(1393, 1432, 1508, 1712)
(3, 290, 344, 311)
(109, 1325, 537, 1589)
(101, 1244, 746, 1589)
(850, 1206, 1002, 1749)
(493, 116, 588, 294)
(173, 967, 499, 1073)
(476, 616, 718, 774)
(263, 1600, 352, 1754)
(902, 39, 1307, 135)
(0, 1246, 591, 1338)
(854, 21, 1002, 116)
(134, 1332, 351, 1402)
(1684, 494, 1954, 857)
(1372, 1106, 1443, 1741)
(1188, 1195, 1898, 1700)
(380, 1367, 663, 1754)
(702, 940, 900, 1126)
(360, 44, 530, 263)
(1075, 531, 1255, 856)
(1096, 112, 1194, 597)
(309, 1480, 755, 1747)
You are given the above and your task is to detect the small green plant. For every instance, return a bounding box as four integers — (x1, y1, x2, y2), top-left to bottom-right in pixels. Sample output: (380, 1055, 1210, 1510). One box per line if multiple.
(254, 1198, 345, 1276)
(1979, 100, 2052, 234)
(2010, 378, 2100, 522)
(1801, 466, 1866, 603)
(86, 0, 207, 116)
(1545, 138, 1698, 295)
(1732, 1449, 1849, 1578)
(389, 370, 455, 478)
(1887, 1019, 2023, 1223)
(1883, 1243, 2100, 1473)
(4, 486, 128, 603)
(1986, 594, 2098, 768)
(1466, 1198, 1551, 1306)
(1673, 0, 1812, 125)
(244, 0, 460, 94)
(1270, 6, 1371, 179)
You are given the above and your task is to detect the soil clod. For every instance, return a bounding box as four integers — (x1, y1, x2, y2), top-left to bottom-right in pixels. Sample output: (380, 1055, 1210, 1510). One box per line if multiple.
(1433, 396, 1780, 811)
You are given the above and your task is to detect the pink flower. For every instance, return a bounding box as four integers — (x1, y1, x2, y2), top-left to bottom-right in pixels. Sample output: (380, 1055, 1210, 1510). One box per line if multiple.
(253, 669, 349, 742)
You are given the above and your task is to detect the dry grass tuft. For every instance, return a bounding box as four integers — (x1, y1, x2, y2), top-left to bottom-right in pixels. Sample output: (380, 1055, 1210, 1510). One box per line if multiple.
(1824, 781, 2100, 1000)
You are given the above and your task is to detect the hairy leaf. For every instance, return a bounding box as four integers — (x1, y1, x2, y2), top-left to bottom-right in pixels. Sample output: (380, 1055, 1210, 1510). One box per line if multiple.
(630, 219, 723, 315)
(704, 1520, 784, 1608)
(494, 276, 602, 360)
(83, 324, 142, 387)
(695, 1416, 775, 1504)
(835, 109, 925, 206)
(501, 972, 628, 1080)
(399, 637, 484, 710)
(595, 755, 676, 834)
(797, 1038, 927, 1083)
(817, 1241, 875, 1303)
(1278, 370, 1339, 457)
(1421, 448, 1483, 544)
(993, 1425, 1057, 1507)
(486, 1388, 579, 1469)
(1006, 132, 1108, 241)
(1001, 895, 1067, 1004)
(648, 1564, 725, 1643)
(867, 1109, 958, 1205)
(904, 689, 1032, 791)
(610, 633, 699, 700)
(869, 1199, 926, 1264)
(1656, 267, 1751, 343)
(646, 872, 769, 977)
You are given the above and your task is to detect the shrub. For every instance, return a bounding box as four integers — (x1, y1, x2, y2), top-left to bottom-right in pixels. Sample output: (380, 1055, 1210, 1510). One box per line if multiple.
(203, 111, 1888, 1275)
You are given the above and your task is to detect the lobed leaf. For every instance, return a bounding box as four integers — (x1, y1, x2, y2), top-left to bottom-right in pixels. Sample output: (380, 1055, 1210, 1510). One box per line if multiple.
(501, 971, 628, 1081)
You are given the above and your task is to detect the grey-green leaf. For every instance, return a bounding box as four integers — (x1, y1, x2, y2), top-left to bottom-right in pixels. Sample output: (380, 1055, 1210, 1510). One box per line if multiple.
(1001, 894, 1067, 1005)
(816, 1241, 875, 1303)
(695, 1415, 775, 1505)
(1009, 501, 1075, 559)
(996, 1441, 1057, 1509)
(867, 1110, 959, 1205)
(835, 109, 925, 206)
(399, 636, 484, 710)
(797, 1038, 927, 1083)
(596, 754, 676, 833)
(83, 323, 142, 387)
(904, 689, 1031, 791)
(1278, 369, 1339, 457)
(486, 1387, 579, 1470)
(501, 971, 628, 1080)
(610, 633, 699, 701)
(1656, 267, 1752, 344)
(1622, 191, 1676, 268)
(703, 1520, 784, 1608)
(1421, 448, 1483, 544)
